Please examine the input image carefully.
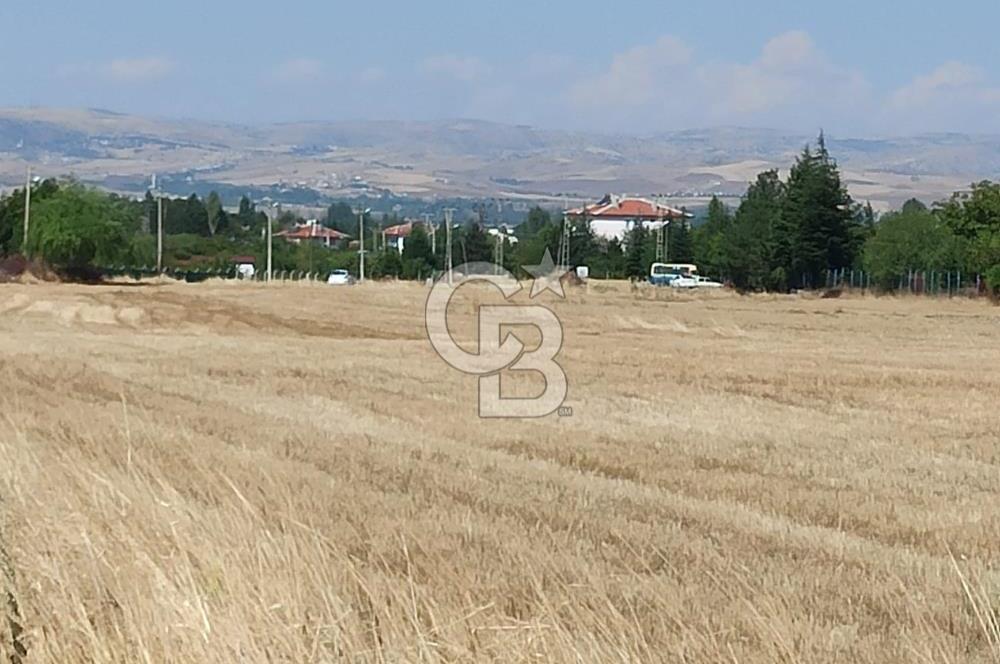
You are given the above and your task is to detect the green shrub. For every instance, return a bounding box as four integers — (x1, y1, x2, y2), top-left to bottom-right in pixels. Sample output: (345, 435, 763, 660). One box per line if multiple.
(984, 265, 1000, 299)
(27, 184, 129, 273)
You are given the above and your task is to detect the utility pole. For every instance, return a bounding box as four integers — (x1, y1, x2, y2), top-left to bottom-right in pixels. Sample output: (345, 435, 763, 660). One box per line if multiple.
(150, 174, 164, 274)
(359, 208, 365, 282)
(494, 233, 505, 275)
(355, 207, 370, 282)
(157, 197, 164, 273)
(266, 205, 276, 283)
(22, 167, 31, 255)
(558, 213, 571, 273)
(655, 221, 665, 263)
(443, 208, 456, 284)
(664, 219, 671, 262)
(422, 213, 435, 254)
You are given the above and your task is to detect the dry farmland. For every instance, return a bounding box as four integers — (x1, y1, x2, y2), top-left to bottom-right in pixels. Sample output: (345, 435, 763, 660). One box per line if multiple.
(1, 280, 999, 663)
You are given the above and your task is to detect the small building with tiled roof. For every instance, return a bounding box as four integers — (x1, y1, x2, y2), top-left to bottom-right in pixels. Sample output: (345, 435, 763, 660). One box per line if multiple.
(566, 194, 692, 242)
(229, 255, 257, 279)
(275, 220, 350, 248)
(382, 221, 420, 254)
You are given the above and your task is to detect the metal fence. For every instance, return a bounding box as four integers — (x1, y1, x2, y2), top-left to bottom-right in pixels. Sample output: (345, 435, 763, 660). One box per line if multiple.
(101, 266, 341, 283)
(824, 268, 984, 296)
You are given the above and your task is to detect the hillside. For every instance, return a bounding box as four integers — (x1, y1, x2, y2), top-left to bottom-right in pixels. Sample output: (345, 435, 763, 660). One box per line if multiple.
(1, 107, 998, 208)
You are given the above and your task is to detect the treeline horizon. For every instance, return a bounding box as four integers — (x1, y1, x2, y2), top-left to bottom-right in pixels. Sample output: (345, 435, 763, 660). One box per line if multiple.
(2, 134, 1000, 292)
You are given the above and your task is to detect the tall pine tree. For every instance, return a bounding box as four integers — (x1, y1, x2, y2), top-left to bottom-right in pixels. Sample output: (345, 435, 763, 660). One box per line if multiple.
(781, 133, 859, 288)
(692, 197, 731, 277)
(624, 223, 651, 279)
(724, 170, 786, 290)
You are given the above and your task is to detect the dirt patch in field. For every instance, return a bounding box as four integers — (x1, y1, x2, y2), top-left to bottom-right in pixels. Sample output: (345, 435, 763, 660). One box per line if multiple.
(1, 285, 423, 341)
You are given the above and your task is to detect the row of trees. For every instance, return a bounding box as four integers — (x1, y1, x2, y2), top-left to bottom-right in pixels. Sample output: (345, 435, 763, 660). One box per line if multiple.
(139, 191, 272, 238)
(4, 134, 1000, 291)
(689, 145, 1000, 292)
(690, 135, 870, 291)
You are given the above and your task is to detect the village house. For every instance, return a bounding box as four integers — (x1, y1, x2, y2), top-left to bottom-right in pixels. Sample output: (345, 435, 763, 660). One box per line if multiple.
(382, 221, 420, 254)
(230, 255, 256, 279)
(275, 220, 350, 248)
(566, 194, 691, 242)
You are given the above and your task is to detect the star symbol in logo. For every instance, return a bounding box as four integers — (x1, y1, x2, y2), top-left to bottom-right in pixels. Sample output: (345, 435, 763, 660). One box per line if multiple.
(524, 249, 569, 299)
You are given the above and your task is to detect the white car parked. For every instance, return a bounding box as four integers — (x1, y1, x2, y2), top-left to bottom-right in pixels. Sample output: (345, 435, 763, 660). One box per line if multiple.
(670, 275, 724, 289)
(327, 269, 355, 286)
(695, 275, 724, 289)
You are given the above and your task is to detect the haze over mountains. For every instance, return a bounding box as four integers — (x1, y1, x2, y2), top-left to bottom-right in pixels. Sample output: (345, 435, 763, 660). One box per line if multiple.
(1, 107, 997, 210)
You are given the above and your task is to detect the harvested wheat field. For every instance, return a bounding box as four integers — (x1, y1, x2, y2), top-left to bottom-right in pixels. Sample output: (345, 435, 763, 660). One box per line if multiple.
(1, 280, 999, 663)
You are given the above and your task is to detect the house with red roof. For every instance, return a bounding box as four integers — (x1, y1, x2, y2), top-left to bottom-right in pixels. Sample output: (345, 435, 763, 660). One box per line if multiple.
(382, 221, 419, 254)
(275, 220, 350, 248)
(566, 194, 692, 242)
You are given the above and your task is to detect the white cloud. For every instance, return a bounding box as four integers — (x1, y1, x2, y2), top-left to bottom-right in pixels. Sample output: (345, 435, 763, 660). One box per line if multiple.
(889, 61, 994, 108)
(701, 31, 869, 120)
(269, 58, 324, 82)
(106, 57, 174, 82)
(758, 30, 818, 71)
(421, 54, 490, 83)
(882, 61, 1000, 133)
(564, 31, 869, 131)
(58, 56, 175, 82)
(571, 36, 692, 107)
(310, 36, 1000, 134)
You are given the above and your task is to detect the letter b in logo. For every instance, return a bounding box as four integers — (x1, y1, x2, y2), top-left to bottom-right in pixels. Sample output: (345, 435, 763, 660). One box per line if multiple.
(425, 265, 568, 419)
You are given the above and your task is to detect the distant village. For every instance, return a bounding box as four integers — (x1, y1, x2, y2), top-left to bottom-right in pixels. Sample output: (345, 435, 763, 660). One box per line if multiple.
(272, 194, 691, 255)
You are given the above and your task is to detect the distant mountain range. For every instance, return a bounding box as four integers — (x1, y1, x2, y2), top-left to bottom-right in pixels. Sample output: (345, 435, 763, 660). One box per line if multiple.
(2, 107, 998, 210)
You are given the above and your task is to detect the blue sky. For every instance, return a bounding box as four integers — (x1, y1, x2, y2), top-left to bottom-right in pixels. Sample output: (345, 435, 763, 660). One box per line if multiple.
(2, 0, 999, 135)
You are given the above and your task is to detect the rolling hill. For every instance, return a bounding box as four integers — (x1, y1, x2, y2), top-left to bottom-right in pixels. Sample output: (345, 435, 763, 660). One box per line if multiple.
(1, 107, 997, 209)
